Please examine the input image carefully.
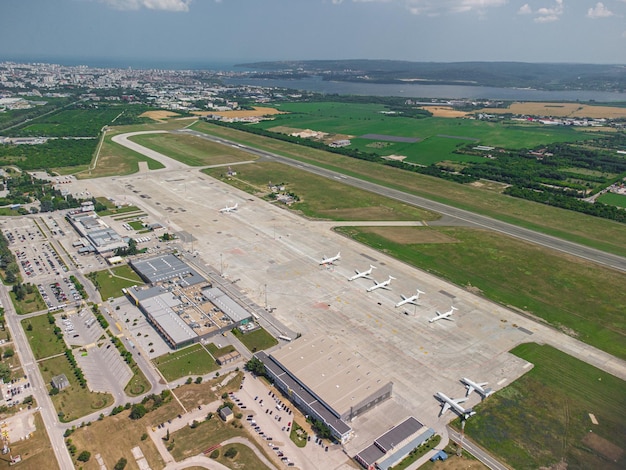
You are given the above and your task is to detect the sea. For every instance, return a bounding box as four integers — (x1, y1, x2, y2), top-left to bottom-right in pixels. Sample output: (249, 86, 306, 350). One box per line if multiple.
(5, 56, 625, 102)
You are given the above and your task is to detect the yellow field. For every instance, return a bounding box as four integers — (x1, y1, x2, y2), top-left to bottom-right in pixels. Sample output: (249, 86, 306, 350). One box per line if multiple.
(419, 106, 469, 118)
(191, 106, 285, 118)
(477, 102, 626, 119)
(139, 110, 181, 121)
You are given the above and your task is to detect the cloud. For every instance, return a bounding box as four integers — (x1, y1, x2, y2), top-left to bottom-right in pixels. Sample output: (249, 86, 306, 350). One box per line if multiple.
(516, 0, 564, 23)
(348, 0, 507, 16)
(99, 0, 193, 12)
(587, 2, 613, 19)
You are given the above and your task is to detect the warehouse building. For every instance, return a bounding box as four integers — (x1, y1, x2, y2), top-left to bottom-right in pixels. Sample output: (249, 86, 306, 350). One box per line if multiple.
(354, 416, 435, 470)
(255, 336, 393, 444)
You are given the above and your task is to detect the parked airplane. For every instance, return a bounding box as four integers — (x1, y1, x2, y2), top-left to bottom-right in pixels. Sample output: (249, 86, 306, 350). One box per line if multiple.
(219, 203, 238, 213)
(366, 275, 395, 292)
(395, 289, 425, 308)
(348, 265, 376, 281)
(436, 392, 476, 418)
(461, 377, 494, 398)
(320, 252, 341, 266)
(429, 306, 458, 323)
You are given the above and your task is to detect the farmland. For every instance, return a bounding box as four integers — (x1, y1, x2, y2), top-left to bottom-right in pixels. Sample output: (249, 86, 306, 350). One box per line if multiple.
(334, 225, 626, 359)
(462, 343, 626, 470)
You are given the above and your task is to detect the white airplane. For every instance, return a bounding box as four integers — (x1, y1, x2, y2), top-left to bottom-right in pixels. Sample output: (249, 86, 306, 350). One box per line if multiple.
(320, 252, 341, 266)
(366, 275, 395, 292)
(429, 306, 458, 323)
(219, 203, 238, 213)
(461, 378, 494, 398)
(348, 265, 376, 281)
(436, 392, 476, 418)
(395, 289, 425, 308)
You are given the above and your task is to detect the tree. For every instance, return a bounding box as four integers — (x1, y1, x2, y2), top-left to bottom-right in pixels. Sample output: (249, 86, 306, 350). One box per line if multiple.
(195, 376, 202, 384)
(246, 357, 266, 376)
(77, 450, 91, 462)
(0, 363, 10, 383)
(114, 457, 127, 470)
(129, 403, 147, 420)
(3, 348, 13, 358)
(224, 447, 238, 458)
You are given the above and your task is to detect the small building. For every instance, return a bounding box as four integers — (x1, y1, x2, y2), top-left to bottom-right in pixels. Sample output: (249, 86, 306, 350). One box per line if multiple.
(219, 406, 234, 422)
(216, 350, 241, 365)
(51, 374, 70, 390)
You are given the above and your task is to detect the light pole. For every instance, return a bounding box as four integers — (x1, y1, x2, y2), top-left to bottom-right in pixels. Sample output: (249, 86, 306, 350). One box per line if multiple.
(220, 253, 223, 276)
(265, 283, 268, 309)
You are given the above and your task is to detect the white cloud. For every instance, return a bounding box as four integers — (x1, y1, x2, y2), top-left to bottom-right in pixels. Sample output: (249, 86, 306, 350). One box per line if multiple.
(99, 0, 193, 12)
(347, 0, 507, 16)
(587, 2, 613, 19)
(516, 0, 564, 23)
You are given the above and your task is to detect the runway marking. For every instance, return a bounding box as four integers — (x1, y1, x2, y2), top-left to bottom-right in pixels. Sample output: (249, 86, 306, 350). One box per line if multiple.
(523, 362, 532, 369)
(497, 378, 507, 385)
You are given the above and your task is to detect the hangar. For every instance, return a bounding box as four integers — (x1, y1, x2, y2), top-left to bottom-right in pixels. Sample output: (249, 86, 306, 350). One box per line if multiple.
(255, 335, 393, 443)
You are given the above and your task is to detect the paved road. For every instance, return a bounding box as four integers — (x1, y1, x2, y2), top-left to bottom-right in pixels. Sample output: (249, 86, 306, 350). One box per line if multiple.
(176, 128, 626, 272)
(0, 285, 75, 469)
(448, 426, 510, 470)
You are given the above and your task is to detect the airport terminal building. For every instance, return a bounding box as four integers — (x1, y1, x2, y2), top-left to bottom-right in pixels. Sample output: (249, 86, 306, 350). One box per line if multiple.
(255, 336, 393, 444)
(125, 254, 254, 349)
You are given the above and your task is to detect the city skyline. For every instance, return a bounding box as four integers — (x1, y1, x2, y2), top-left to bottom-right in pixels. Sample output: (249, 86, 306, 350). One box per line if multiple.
(1, 0, 625, 68)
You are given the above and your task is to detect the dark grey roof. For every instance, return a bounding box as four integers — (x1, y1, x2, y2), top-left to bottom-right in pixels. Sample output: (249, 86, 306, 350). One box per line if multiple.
(375, 416, 423, 453)
(355, 443, 385, 467)
(131, 254, 204, 286)
(255, 351, 351, 436)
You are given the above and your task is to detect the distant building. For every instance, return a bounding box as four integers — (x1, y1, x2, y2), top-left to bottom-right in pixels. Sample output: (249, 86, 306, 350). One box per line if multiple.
(51, 374, 70, 390)
(329, 139, 351, 148)
(216, 350, 241, 365)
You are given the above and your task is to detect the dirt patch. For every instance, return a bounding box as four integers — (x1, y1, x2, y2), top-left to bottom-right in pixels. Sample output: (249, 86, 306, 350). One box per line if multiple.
(191, 107, 285, 118)
(582, 432, 624, 462)
(469, 180, 510, 193)
(477, 102, 626, 119)
(420, 106, 470, 118)
(358, 226, 459, 244)
(383, 154, 407, 161)
(139, 110, 181, 121)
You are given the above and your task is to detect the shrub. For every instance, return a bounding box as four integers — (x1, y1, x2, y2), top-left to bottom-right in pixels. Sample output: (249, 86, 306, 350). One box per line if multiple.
(77, 450, 91, 462)
(224, 447, 238, 459)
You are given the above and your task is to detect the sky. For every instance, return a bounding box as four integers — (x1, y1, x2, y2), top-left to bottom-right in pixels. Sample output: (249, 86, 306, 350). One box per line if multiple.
(1, 0, 625, 67)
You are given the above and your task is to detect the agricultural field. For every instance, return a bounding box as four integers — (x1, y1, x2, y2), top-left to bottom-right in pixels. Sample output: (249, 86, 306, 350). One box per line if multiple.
(128, 132, 258, 166)
(334, 225, 626, 360)
(462, 343, 626, 470)
(87, 265, 144, 300)
(153, 343, 218, 382)
(192, 121, 626, 257)
(477, 102, 626, 119)
(255, 101, 591, 158)
(39, 355, 113, 422)
(12, 107, 124, 137)
(203, 161, 438, 221)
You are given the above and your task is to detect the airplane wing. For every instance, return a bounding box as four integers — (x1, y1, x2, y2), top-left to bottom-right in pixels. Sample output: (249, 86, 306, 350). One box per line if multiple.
(453, 397, 468, 404)
(441, 402, 450, 414)
(466, 385, 475, 396)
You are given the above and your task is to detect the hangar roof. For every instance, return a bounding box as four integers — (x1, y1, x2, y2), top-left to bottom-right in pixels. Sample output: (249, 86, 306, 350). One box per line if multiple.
(132, 254, 204, 286)
(271, 336, 390, 418)
(141, 291, 197, 345)
(202, 287, 252, 323)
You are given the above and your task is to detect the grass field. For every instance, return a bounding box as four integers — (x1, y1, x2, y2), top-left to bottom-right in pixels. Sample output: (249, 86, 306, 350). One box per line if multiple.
(39, 355, 113, 423)
(231, 327, 278, 353)
(14, 107, 125, 137)
(21, 314, 66, 360)
(204, 161, 438, 221)
(255, 102, 589, 151)
(191, 121, 626, 258)
(128, 132, 258, 166)
(78, 126, 165, 178)
(66, 408, 167, 470)
(10, 289, 47, 315)
(460, 343, 626, 470)
(88, 265, 144, 300)
(0, 412, 60, 470)
(154, 344, 218, 382)
(214, 443, 272, 470)
(334, 225, 626, 359)
(597, 192, 626, 208)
